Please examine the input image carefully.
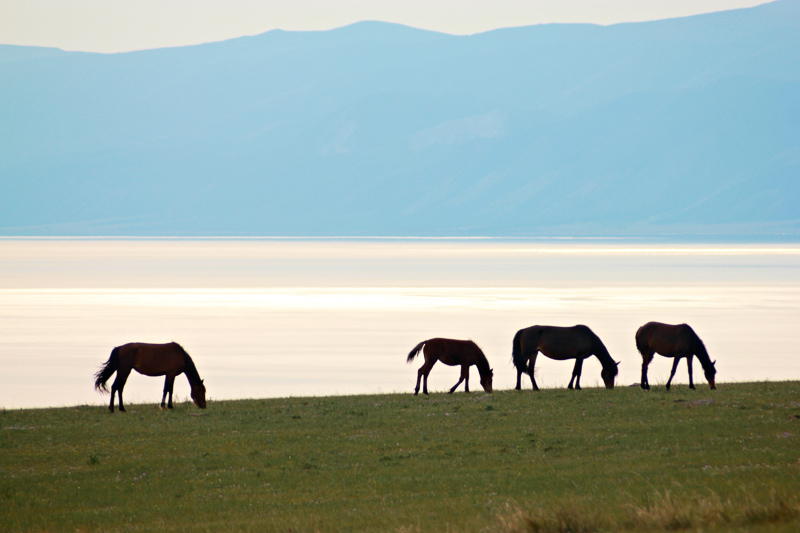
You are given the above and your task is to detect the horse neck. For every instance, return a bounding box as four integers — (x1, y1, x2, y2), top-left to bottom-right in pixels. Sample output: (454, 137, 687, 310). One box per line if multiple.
(591, 337, 615, 369)
(690, 332, 713, 369)
(182, 354, 203, 387)
(475, 353, 491, 378)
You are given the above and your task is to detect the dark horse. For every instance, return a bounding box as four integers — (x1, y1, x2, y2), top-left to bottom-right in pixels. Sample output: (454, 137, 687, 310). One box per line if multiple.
(407, 338, 493, 395)
(636, 321, 716, 390)
(513, 325, 619, 390)
(94, 342, 207, 412)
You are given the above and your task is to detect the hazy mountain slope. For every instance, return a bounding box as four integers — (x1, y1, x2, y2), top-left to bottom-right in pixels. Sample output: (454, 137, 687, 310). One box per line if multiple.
(1, 0, 798, 236)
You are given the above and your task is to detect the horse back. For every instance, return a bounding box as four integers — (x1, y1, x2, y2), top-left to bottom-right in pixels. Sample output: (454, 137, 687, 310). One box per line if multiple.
(637, 322, 695, 357)
(425, 338, 483, 366)
(538, 325, 595, 360)
(118, 342, 188, 377)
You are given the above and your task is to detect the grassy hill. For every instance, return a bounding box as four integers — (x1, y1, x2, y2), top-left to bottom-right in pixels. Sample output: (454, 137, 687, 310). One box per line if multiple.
(2, 382, 800, 531)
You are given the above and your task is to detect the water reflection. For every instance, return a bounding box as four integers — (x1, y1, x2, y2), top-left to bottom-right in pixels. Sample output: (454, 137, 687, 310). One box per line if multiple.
(0, 239, 798, 409)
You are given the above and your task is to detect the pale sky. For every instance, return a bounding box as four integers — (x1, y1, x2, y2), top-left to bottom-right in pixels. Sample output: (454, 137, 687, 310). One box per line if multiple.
(0, 0, 774, 53)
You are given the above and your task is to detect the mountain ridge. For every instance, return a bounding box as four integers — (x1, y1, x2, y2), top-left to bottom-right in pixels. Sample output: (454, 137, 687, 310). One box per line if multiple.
(1, 0, 799, 238)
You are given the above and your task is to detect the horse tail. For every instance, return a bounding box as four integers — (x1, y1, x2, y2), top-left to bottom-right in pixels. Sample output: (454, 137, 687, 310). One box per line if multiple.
(512, 329, 527, 372)
(407, 341, 426, 363)
(635, 324, 650, 356)
(94, 346, 120, 393)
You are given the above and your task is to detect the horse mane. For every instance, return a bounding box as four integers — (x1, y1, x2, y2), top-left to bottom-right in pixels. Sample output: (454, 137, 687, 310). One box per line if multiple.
(473, 342, 492, 378)
(686, 326, 713, 369)
(175, 343, 203, 387)
(584, 327, 616, 370)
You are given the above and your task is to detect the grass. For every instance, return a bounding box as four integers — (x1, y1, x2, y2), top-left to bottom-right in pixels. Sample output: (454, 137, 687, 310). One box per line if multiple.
(2, 381, 800, 531)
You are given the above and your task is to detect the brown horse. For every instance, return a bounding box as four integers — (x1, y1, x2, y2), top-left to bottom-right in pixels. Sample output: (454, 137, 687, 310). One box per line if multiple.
(407, 338, 493, 395)
(513, 325, 619, 390)
(636, 321, 716, 390)
(94, 342, 207, 412)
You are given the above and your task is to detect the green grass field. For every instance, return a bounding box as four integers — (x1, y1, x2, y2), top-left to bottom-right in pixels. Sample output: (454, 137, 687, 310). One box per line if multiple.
(2, 382, 800, 532)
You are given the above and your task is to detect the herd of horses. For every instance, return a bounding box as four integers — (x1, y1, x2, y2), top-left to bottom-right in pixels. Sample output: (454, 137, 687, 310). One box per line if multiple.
(94, 321, 716, 412)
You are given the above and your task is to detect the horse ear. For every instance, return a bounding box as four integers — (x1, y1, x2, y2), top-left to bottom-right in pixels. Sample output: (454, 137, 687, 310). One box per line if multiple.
(712, 360, 716, 366)
(616, 361, 621, 366)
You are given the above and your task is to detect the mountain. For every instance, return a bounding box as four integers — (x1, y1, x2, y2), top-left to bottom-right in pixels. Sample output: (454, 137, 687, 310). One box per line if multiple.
(1, 0, 799, 237)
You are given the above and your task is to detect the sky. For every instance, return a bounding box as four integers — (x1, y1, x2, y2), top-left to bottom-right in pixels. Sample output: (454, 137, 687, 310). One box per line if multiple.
(0, 0, 773, 53)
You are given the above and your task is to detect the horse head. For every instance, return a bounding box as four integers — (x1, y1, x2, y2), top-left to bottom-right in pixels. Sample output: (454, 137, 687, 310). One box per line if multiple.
(480, 369, 494, 394)
(705, 360, 717, 390)
(601, 361, 619, 389)
(191, 379, 207, 409)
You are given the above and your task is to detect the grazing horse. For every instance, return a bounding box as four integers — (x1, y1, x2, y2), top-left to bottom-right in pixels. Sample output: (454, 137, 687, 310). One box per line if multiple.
(407, 338, 493, 395)
(513, 325, 619, 390)
(94, 342, 207, 412)
(636, 321, 716, 391)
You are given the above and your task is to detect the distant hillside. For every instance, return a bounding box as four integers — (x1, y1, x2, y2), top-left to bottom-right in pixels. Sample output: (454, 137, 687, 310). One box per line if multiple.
(1, 0, 799, 237)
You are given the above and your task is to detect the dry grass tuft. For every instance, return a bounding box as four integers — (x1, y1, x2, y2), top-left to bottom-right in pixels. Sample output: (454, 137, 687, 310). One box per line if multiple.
(494, 500, 607, 533)
(495, 491, 800, 532)
(627, 491, 729, 530)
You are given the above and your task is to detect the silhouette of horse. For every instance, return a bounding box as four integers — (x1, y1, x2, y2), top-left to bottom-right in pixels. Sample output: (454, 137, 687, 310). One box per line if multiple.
(94, 342, 206, 412)
(512, 325, 619, 390)
(636, 321, 716, 390)
(407, 338, 493, 395)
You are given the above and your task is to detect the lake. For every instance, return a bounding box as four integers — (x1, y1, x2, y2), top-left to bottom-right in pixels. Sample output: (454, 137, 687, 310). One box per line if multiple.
(1, 238, 799, 409)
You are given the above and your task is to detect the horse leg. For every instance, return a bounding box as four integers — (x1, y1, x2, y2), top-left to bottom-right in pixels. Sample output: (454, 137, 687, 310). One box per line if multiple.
(449, 365, 468, 394)
(529, 352, 539, 390)
(641, 352, 653, 390)
(110, 368, 132, 413)
(686, 354, 695, 390)
(575, 357, 585, 390)
(162, 375, 176, 409)
(516, 354, 538, 390)
(568, 358, 584, 390)
(414, 361, 428, 395)
(421, 359, 436, 395)
(665, 357, 681, 391)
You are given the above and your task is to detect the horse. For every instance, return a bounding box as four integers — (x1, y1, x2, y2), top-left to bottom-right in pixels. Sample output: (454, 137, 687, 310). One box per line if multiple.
(407, 338, 493, 395)
(636, 321, 716, 391)
(512, 325, 619, 390)
(94, 342, 207, 412)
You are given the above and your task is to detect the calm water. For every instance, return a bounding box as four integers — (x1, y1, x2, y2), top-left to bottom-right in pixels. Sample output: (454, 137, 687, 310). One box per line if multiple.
(1, 239, 799, 409)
